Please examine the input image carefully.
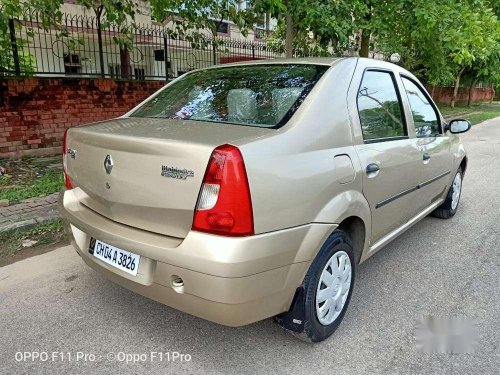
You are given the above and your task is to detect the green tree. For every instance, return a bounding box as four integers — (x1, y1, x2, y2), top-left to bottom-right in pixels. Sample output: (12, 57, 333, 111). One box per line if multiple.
(151, 0, 363, 58)
(0, 0, 142, 75)
(368, 0, 499, 106)
(77, 0, 138, 77)
(253, 0, 364, 57)
(78, 0, 137, 28)
(150, 0, 259, 39)
(0, 0, 64, 74)
(463, 0, 500, 105)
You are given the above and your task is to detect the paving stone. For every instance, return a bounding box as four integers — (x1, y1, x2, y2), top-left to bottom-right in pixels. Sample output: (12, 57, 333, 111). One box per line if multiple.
(0, 193, 61, 232)
(0, 219, 37, 233)
(26, 202, 43, 208)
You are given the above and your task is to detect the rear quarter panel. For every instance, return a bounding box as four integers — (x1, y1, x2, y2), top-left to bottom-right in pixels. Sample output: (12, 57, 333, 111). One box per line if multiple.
(237, 59, 369, 237)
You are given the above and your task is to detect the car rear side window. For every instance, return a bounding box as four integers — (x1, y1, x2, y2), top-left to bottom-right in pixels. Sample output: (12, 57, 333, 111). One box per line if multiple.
(131, 64, 329, 129)
(401, 77, 441, 137)
(357, 70, 406, 142)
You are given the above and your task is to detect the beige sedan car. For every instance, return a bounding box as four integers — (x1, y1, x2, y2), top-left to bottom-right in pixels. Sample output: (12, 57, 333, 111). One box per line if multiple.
(59, 58, 470, 342)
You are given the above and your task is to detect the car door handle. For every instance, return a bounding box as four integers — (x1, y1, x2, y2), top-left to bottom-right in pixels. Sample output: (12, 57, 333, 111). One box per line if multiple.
(423, 153, 431, 161)
(366, 163, 380, 175)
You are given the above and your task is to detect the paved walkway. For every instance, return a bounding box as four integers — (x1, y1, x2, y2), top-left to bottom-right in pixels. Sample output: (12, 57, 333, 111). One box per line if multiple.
(0, 193, 59, 232)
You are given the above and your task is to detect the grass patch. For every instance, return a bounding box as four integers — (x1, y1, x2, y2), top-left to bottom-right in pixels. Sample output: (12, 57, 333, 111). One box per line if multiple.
(466, 109, 500, 125)
(0, 169, 63, 202)
(438, 105, 473, 117)
(0, 156, 63, 203)
(0, 219, 66, 264)
(438, 102, 500, 124)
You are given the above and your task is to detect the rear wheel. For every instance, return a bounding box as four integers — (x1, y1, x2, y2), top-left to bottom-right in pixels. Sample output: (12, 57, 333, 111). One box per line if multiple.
(289, 230, 355, 343)
(432, 168, 463, 219)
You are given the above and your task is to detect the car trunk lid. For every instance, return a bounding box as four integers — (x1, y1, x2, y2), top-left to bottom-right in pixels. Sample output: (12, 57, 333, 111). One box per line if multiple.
(65, 117, 270, 238)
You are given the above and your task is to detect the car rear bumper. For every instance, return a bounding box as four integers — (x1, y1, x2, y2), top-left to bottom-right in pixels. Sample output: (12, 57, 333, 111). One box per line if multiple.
(59, 188, 334, 326)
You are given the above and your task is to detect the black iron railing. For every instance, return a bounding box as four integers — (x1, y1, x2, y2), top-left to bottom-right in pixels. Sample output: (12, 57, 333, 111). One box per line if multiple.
(1, 11, 285, 80)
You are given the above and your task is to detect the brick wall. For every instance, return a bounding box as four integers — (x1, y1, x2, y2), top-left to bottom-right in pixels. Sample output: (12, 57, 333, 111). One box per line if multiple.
(428, 86, 495, 105)
(0, 77, 495, 158)
(0, 78, 165, 158)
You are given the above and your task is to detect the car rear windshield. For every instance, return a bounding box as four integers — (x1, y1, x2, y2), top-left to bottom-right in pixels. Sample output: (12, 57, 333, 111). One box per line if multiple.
(130, 64, 329, 128)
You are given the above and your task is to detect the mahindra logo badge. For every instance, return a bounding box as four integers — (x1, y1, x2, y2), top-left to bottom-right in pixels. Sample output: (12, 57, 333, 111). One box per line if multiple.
(104, 154, 113, 174)
(161, 165, 194, 180)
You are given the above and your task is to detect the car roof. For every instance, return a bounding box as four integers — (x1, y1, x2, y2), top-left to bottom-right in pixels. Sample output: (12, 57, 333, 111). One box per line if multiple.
(198, 57, 350, 70)
(192, 57, 402, 71)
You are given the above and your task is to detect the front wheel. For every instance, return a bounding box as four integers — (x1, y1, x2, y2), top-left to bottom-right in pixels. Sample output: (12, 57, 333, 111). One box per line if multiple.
(432, 168, 463, 219)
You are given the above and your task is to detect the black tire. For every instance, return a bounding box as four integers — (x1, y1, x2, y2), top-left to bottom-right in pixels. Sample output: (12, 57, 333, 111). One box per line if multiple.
(295, 230, 356, 343)
(431, 168, 463, 219)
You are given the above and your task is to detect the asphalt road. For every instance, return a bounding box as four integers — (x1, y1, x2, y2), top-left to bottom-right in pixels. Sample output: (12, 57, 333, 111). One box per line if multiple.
(1, 117, 500, 375)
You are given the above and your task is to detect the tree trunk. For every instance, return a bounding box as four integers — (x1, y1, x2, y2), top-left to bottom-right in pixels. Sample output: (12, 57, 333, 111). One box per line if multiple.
(94, 6, 105, 78)
(285, 11, 294, 58)
(431, 85, 436, 100)
(120, 47, 131, 79)
(490, 83, 495, 104)
(451, 68, 465, 108)
(467, 78, 478, 107)
(359, 6, 372, 58)
(359, 29, 370, 58)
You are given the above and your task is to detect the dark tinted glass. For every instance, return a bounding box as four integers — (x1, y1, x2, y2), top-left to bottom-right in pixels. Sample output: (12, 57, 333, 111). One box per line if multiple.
(131, 64, 328, 128)
(401, 77, 440, 137)
(357, 71, 405, 141)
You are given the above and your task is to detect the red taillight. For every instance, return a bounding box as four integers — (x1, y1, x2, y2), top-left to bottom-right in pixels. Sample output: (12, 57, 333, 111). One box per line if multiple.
(63, 129, 73, 189)
(192, 144, 254, 236)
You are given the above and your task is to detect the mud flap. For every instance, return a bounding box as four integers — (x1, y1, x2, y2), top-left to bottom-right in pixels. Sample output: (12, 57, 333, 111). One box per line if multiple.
(273, 286, 306, 333)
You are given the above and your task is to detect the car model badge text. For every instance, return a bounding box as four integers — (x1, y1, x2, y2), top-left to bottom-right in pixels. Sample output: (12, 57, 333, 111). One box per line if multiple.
(161, 166, 194, 180)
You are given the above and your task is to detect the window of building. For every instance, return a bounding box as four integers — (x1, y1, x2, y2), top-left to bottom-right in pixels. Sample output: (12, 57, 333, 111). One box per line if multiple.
(401, 76, 441, 137)
(64, 53, 81, 74)
(154, 49, 165, 62)
(216, 22, 229, 34)
(237, 1, 249, 10)
(255, 27, 266, 40)
(134, 67, 145, 80)
(357, 70, 406, 141)
(255, 14, 270, 39)
(109, 64, 121, 79)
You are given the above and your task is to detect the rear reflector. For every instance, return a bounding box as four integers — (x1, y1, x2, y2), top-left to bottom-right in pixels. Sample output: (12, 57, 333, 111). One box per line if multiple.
(192, 144, 254, 236)
(63, 129, 73, 189)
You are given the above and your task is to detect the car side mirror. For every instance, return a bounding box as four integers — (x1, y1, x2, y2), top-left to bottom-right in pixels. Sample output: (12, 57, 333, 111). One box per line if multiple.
(447, 119, 471, 134)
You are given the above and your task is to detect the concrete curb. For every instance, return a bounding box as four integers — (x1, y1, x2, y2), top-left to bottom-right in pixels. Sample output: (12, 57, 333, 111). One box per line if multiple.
(0, 212, 60, 233)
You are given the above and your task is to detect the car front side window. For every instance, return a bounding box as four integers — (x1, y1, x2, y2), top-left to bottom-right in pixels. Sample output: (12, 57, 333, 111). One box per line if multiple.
(357, 70, 407, 142)
(401, 77, 440, 137)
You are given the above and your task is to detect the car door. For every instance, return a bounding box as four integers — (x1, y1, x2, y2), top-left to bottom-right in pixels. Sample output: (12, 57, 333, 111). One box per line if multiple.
(399, 75, 454, 209)
(351, 68, 424, 244)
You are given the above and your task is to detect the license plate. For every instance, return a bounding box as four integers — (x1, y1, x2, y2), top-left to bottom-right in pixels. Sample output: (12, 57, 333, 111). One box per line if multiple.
(89, 238, 140, 276)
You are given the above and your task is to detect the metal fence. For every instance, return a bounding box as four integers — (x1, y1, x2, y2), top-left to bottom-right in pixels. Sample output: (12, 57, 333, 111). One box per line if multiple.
(2, 11, 285, 81)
